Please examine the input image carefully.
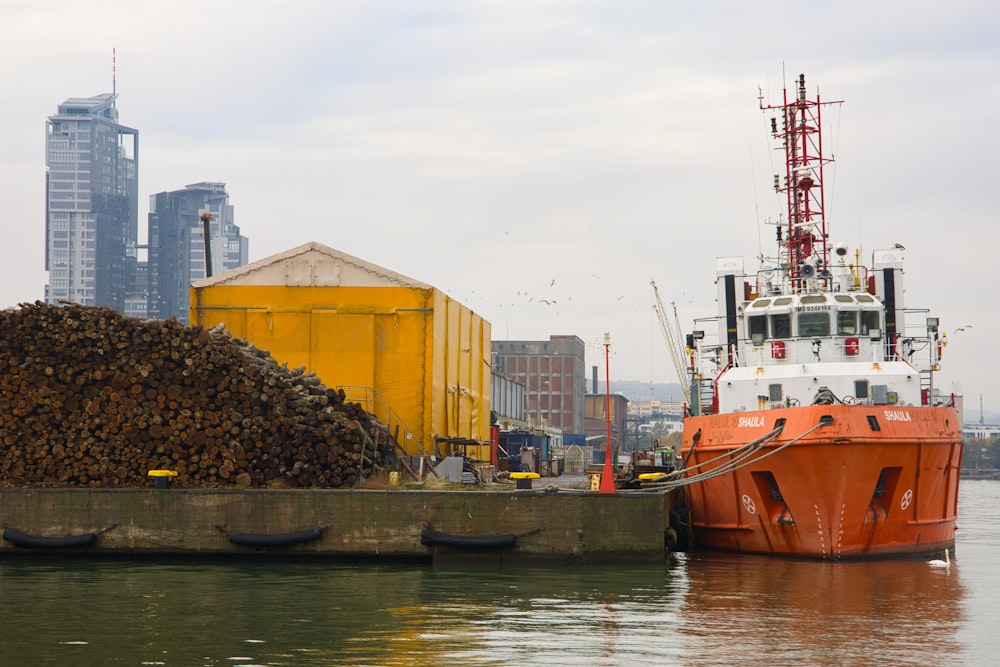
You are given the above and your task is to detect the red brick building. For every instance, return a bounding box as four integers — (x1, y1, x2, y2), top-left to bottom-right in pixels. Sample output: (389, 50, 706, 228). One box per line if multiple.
(491, 335, 586, 434)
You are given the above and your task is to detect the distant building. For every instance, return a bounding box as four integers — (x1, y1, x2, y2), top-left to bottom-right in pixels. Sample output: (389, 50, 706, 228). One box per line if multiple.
(491, 335, 586, 434)
(148, 182, 247, 324)
(584, 393, 629, 455)
(638, 420, 683, 436)
(123, 258, 148, 319)
(963, 424, 1000, 440)
(44, 93, 138, 310)
(628, 399, 686, 418)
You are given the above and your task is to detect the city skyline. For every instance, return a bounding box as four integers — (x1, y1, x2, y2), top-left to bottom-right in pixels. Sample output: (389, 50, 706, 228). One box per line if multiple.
(3, 2, 995, 412)
(44, 93, 249, 324)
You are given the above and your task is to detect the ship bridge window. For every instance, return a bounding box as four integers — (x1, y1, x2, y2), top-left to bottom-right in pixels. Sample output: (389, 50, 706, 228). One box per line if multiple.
(856, 294, 876, 303)
(837, 310, 859, 335)
(801, 295, 827, 304)
(860, 311, 881, 335)
(798, 311, 830, 337)
(748, 314, 767, 341)
(773, 297, 793, 306)
(770, 313, 791, 339)
(751, 299, 771, 308)
(834, 294, 854, 303)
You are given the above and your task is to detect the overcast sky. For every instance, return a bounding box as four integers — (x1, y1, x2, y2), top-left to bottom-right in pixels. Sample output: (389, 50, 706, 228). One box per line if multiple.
(1, 1, 997, 417)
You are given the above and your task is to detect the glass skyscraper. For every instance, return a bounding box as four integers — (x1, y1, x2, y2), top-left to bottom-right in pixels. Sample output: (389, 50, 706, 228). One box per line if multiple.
(148, 182, 248, 324)
(44, 93, 138, 310)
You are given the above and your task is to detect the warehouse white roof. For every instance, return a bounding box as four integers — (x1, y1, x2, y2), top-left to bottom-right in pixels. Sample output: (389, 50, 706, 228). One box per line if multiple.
(191, 241, 430, 289)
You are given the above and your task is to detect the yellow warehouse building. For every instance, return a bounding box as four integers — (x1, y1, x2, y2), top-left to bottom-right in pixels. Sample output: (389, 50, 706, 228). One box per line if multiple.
(190, 242, 492, 459)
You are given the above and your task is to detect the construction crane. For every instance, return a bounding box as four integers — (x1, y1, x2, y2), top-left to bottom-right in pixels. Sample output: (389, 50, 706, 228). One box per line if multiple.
(650, 280, 691, 404)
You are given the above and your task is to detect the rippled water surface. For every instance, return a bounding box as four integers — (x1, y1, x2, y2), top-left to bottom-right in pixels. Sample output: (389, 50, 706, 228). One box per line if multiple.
(2, 480, 997, 666)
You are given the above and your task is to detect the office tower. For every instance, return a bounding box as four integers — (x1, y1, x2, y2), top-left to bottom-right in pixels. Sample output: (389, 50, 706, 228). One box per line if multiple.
(44, 93, 138, 310)
(147, 182, 248, 324)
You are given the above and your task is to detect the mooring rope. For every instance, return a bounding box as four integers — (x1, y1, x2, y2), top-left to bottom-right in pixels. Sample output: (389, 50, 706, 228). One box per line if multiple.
(679, 425, 784, 476)
(629, 418, 831, 493)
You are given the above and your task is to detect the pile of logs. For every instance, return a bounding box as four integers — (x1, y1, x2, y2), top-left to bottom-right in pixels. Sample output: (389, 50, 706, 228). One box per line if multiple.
(0, 302, 398, 489)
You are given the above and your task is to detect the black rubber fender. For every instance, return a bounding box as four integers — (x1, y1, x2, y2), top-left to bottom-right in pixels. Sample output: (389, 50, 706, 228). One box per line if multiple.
(3, 527, 97, 549)
(420, 528, 517, 549)
(228, 527, 323, 547)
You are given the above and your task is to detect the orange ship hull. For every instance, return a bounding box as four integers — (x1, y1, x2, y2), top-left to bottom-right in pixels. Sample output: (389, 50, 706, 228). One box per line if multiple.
(680, 404, 963, 559)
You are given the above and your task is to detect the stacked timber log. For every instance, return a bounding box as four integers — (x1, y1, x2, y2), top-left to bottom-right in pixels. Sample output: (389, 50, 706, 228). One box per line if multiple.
(0, 302, 397, 489)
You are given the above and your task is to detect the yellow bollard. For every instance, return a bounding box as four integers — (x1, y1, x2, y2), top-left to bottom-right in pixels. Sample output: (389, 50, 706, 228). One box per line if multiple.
(147, 469, 178, 489)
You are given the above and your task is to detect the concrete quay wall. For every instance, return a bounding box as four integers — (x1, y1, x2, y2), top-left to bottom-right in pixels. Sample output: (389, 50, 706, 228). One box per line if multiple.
(0, 488, 674, 564)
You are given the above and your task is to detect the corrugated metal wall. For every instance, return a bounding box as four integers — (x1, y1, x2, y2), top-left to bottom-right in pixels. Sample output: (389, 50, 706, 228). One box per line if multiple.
(190, 284, 491, 456)
(491, 374, 526, 422)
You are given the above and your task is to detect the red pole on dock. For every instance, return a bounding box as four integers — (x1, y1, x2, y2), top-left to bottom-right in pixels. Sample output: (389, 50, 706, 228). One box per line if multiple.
(600, 332, 616, 494)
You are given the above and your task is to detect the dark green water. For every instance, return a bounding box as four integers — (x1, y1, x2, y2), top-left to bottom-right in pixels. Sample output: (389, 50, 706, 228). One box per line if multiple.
(2, 480, 997, 666)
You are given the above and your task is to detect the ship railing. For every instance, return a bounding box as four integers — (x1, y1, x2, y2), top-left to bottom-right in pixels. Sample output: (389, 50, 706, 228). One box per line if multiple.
(754, 264, 873, 299)
(731, 337, 887, 365)
(689, 318, 724, 380)
(894, 308, 939, 369)
(691, 377, 717, 416)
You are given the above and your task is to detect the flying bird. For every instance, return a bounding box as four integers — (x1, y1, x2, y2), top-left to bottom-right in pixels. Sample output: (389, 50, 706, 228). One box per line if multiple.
(954, 325, 972, 333)
(550, 279, 556, 287)
(894, 243, 906, 250)
(539, 299, 556, 305)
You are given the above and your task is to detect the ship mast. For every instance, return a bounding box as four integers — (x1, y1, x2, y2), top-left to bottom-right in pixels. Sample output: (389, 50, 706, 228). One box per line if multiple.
(761, 74, 842, 293)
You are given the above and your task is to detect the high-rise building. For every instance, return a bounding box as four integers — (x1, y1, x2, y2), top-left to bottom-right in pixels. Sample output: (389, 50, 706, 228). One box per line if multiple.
(44, 93, 138, 310)
(123, 256, 148, 319)
(147, 182, 248, 324)
(491, 335, 587, 434)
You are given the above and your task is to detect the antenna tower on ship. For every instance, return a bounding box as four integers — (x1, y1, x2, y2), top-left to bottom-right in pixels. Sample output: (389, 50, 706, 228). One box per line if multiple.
(761, 74, 842, 292)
